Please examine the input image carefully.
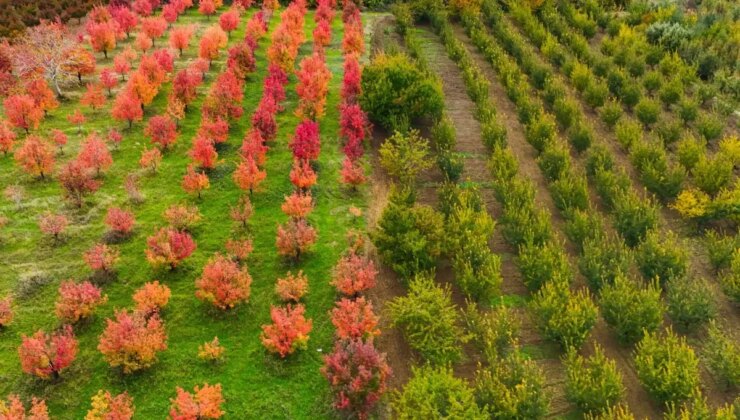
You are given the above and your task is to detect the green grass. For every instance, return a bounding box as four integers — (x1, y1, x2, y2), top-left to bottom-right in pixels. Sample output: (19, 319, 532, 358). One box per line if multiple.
(0, 7, 368, 418)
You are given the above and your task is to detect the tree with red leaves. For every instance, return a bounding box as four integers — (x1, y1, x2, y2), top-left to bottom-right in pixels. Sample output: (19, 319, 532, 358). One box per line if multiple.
(172, 68, 201, 108)
(289, 158, 317, 190)
(85, 390, 134, 420)
(132, 0, 154, 16)
(55, 280, 108, 323)
(169, 383, 225, 419)
(100, 69, 119, 96)
(88, 21, 118, 58)
(227, 42, 256, 80)
(240, 129, 268, 166)
(322, 339, 390, 419)
(59, 159, 101, 207)
(135, 33, 153, 54)
(251, 97, 278, 141)
(233, 156, 265, 195)
(289, 120, 321, 161)
(219, 8, 241, 37)
(169, 26, 194, 57)
(81, 83, 107, 111)
(163, 204, 202, 231)
(114, 55, 132, 82)
(127, 73, 159, 109)
(65, 47, 97, 84)
(14, 135, 54, 179)
(0, 296, 14, 328)
(19, 325, 78, 380)
(153, 49, 175, 74)
(261, 304, 313, 358)
(229, 195, 253, 228)
(332, 251, 377, 297)
(281, 191, 313, 220)
(78, 133, 113, 176)
(199, 26, 228, 64)
(199, 0, 217, 20)
(190, 58, 211, 81)
(141, 17, 167, 46)
(67, 109, 86, 134)
(342, 56, 362, 102)
(295, 53, 331, 119)
(313, 20, 331, 50)
(26, 79, 59, 116)
(105, 207, 135, 236)
(340, 103, 367, 153)
(225, 238, 254, 262)
(203, 70, 244, 121)
(140, 147, 163, 174)
(98, 310, 167, 373)
(145, 115, 178, 150)
(196, 254, 252, 310)
(133, 281, 171, 316)
(264, 64, 288, 105)
(189, 136, 218, 171)
(0, 395, 49, 418)
(331, 297, 380, 341)
(342, 23, 364, 57)
(83, 244, 120, 274)
(0, 120, 17, 156)
(198, 118, 229, 144)
(107, 129, 123, 150)
(276, 219, 317, 260)
(39, 212, 68, 241)
(112, 92, 144, 128)
(49, 129, 67, 154)
(275, 271, 309, 303)
(163, 3, 180, 26)
(3, 95, 43, 133)
(340, 157, 366, 189)
(146, 227, 196, 269)
(182, 164, 211, 198)
(110, 6, 139, 39)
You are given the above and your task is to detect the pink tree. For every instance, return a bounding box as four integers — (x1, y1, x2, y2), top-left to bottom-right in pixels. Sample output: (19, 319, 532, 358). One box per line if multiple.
(18, 325, 78, 380)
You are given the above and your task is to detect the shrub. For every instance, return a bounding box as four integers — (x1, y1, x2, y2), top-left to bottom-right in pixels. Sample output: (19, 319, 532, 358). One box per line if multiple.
(19, 325, 78, 380)
(537, 143, 570, 181)
(145, 228, 196, 270)
(705, 231, 740, 271)
(275, 219, 317, 261)
(634, 328, 699, 404)
(584, 81, 609, 108)
(642, 70, 662, 93)
(599, 275, 663, 344)
(636, 231, 688, 285)
(98, 310, 167, 373)
(696, 113, 723, 141)
(620, 83, 642, 110)
(704, 321, 740, 390)
(692, 155, 733, 196)
(554, 97, 579, 129)
(677, 98, 698, 124)
(198, 337, 225, 363)
(388, 275, 465, 365)
(550, 175, 589, 212)
(475, 346, 548, 419)
(322, 339, 391, 419)
(195, 254, 252, 310)
(481, 118, 507, 149)
(530, 281, 597, 349)
(565, 209, 604, 251)
(599, 99, 623, 128)
(379, 130, 433, 187)
(83, 244, 120, 274)
(260, 304, 313, 358)
(133, 281, 171, 316)
(0, 296, 13, 329)
(517, 240, 571, 292)
(568, 121, 594, 153)
(721, 252, 740, 305)
(85, 390, 134, 420)
(169, 383, 224, 419)
(676, 135, 705, 170)
(0, 395, 49, 418)
(163, 205, 202, 231)
(525, 114, 557, 153)
(55, 281, 108, 323)
(464, 302, 519, 361)
(579, 234, 631, 293)
(658, 78, 682, 107)
(614, 119, 642, 150)
(360, 53, 444, 131)
(393, 366, 484, 419)
(653, 119, 682, 145)
(564, 345, 624, 414)
(275, 271, 309, 302)
(331, 297, 380, 341)
(612, 193, 658, 247)
(666, 277, 716, 331)
(571, 63, 591, 92)
(634, 98, 660, 127)
(105, 207, 135, 236)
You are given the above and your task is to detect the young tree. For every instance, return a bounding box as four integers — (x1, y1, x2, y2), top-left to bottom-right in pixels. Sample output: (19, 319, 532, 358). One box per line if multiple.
(98, 310, 167, 373)
(275, 271, 309, 302)
(195, 254, 252, 310)
(172, 69, 201, 108)
(81, 84, 106, 112)
(229, 196, 253, 228)
(113, 55, 132, 82)
(163, 204, 202, 231)
(133, 281, 172, 316)
(198, 337, 225, 363)
(83, 244, 120, 274)
(134, 33, 153, 54)
(295, 53, 331, 119)
(100, 69, 118, 96)
(281, 191, 313, 220)
(26, 78, 59, 116)
(379, 130, 432, 187)
(219, 8, 240, 37)
(289, 158, 317, 190)
(39, 212, 68, 241)
(198, 0, 217, 20)
(105, 207, 135, 236)
(634, 328, 699, 404)
(169, 26, 194, 57)
(132, 0, 154, 16)
(78, 133, 113, 176)
(289, 120, 321, 161)
(198, 118, 230, 144)
(240, 129, 267, 165)
(169, 383, 224, 419)
(112, 92, 144, 129)
(18, 325, 78, 380)
(59, 159, 101, 207)
(227, 42, 256, 80)
(3, 94, 43, 133)
(0, 120, 17, 156)
(146, 227, 196, 269)
(276, 219, 317, 261)
(332, 251, 377, 297)
(340, 157, 366, 189)
(0, 296, 14, 329)
(67, 109, 86, 134)
(331, 297, 380, 341)
(0, 395, 49, 419)
(88, 21, 118, 58)
(225, 238, 253, 262)
(251, 97, 278, 141)
(48, 129, 67, 155)
(110, 6, 138, 39)
(163, 3, 180, 26)
(141, 17, 167, 45)
(189, 136, 218, 170)
(145, 115, 178, 150)
(65, 47, 97, 84)
(55, 280, 108, 323)
(181, 165, 210, 199)
(140, 148, 163, 173)
(14, 135, 54, 179)
(85, 390, 134, 420)
(261, 304, 313, 358)
(564, 345, 624, 414)
(198, 26, 228, 64)
(233, 156, 266, 195)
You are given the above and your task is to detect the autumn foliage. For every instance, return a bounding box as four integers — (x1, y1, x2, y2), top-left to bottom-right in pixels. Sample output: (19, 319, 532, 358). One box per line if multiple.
(78, 133, 113, 176)
(295, 53, 331, 119)
(59, 159, 100, 207)
(289, 159, 317, 190)
(331, 297, 380, 341)
(233, 156, 266, 195)
(83, 244, 120, 274)
(182, 164, 211, 197)
(289, 120, 321, 161)
(14, 135, 54, 179)
(0, 395, 49, 419)
(112, 92, 144, 128)
(133, 281, 172, 316)
(332, 251, 378, 297)
(98, 310, 167, 373)
(195, 254, 252, 310)
(145, 227, 196, 269)
(275, 271, 309, 302)
(145, 115, 178, 150)
(276, 219, 317, 260)
(261, 304, 313, 358)
(3, 94, 43, 133)
(0, 296, 14, 328)
(55, 280, 108, 323)
(19, 325, 78, 380)
(39, 212, 68, 240)
(169, 383, 224, 420)
(85, 390, 135, 420)
(105, 207, 135, 236)
(281, 191, 313, 219)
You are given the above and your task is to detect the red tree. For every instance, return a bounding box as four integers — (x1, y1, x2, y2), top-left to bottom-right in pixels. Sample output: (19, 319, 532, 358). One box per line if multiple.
(251, 97, 278, 141)
(233, 156, 265, 195)
(98, 310, 167, 373)
(105, 207, 135, 236)
(261, 304, 313, 358)
(140, 147, 163, 173)
(100, 68, 119, 96)
(141, 17, 168, 45)
(331, 297, 380, 341)
(240, 129, 268, 165)
(163, 3, 180, 25)
(276, 219, 317, 260)
(199, 26, 228, 64)
(26, 79, 59, 115)
(169, 383, 224, 420)
(275, 271, 308, 303)
(199, 0, 217, 20)
(227, 42, 256, 80)
(67, 109, 86, 133)
(133, 281, 171, 316)
(229, 195, 253, 228)
(313, 19, 331, 49)
(81, 83, 107, 111)
(110, 6, 139, 38)
(50, 129, 67, 154)
(55, 280, 108, 323)
(114, 54, 132, 81)
(219, 8, 241, 36)
(322, 340, 390, 419)
(169, 26, 194, 56)
(202, 70, 243, 121)
(3, 94, 43, 133)
(146, 227, 196, 269)
(85, 390, 135, 420)
(340, 157, 365, 188)
(39, 212, 68, 240)
(332, 251, 377, 297)
(289, 158, 317, 190)
(289, 120, 320, 161)
(263, 64, 287, 105)
(19, 325, 78, 380)
(295, 53, 331, 119)
(153, 49, 175, 73)
(342, 56, 362, 101)
(198, 118, 230, 144)
(88, 21, 118, 58)
(145, 115, 178, 150)
(78, 133, 113, 176)
(189, 136, 218, 170)
(172, 68, 201, 107)
(65, 47, 97, 84)
(83, 244, 120, 274)
(112, 92, 144, 128)
(0, 395, 49, 419)
(0, 295, 14, 328)
(14, 135, 54, 179)
(281, 191, 313, 219)
(59, 159, 101, 207)
(225, 238, 253, 262)
(195, 254, 252, 310)
(182, 164, 211, 197)
(135, 33, 153, 53)
(132, 0, 154, 16)
(0, 120, 17, 156)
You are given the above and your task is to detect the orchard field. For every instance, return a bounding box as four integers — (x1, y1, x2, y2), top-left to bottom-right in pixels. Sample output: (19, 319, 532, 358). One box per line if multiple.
(0, 0, 738, 418)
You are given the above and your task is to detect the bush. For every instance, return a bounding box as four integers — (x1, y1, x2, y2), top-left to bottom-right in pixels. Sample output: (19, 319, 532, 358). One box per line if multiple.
(481, 118, 507, 149)
(697, 113, 723, 141)
(612, 193, 658, 247)
(525, 114, 557, 153)
(550, 175, 589, 212)
(564, 345, 624, 414)
(530, 281, 597, 349)
(636, 231, 688, 285)
(634, 98, 660, 127)
(388, 275, 466, 365)
(599, 99, 623, 128)
(599, 275, 664, 344)
(579, 234, 631, 293)
(666, 277, 716, 331)
(554, 97, 579, 129)
(705, 231, 740, 271)
(517, 240, 572, 292)
(500, 205, 553, 248)
(614, 119, 642, 150)
(570, 62, 592, 92)
(677, 97, 698, 124)
(565, 209, 604, 251)
(620, 83, 642, 110)
(704, 321, 740, 390)
(488, 145, 518, 181)
(642, 70, 662, 93)
(568, 121, 594, 153)
(537, 143, 570, 181)
(634, 328, 699, 404)
(692, 155, 733, 196)
(658, 78, 682, 107)
(393, 366, 484, 419)
(380, 130, 433, 187)
(464, 302, 519, 361)
(676, 135, 705, 171)
(585, 403, 636, 419)
(721, 251, 740, 305)
(475, 347, 548, 419)
(360, 53, 444, 131)
(584, 81, 609, 108)
(653, 119, 682, 145)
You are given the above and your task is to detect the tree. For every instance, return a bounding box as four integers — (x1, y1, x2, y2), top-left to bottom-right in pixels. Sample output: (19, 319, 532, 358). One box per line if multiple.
(110, 6, 138, 39)
(289, 159, 317, 190)
(225, 238, 253, 262)
(134, 33, 153, 53)
(141, 17, 167, 46)
(202, 70, 243, 121)
(3, 94, 43, 133)
(189, 136, 218, 170)
(198, 0, 217, 20)
(139, 147, 163, 174)
(65, 47, 97, 84)
(564, 345, 624, 414)
(127, 72, 159, 108)
(59, 160, 101, 207)
(144, 115, 178, 150)
(18, 325, 78, 380)
(322, 340, 390, 419)
(14, 135, 54, 179)
(172, 69, 201, 108)
(83, 244, 120, 274)
(275, 271, 309, 302)
(393, 366, 482, 418)
(195, 254, 252, 310)
(281, 191, 313, 219)
(261, 304, 313, 358)
(240, 129, 268, 165)
(105, 207, 135, 236)
(99, 69, 118, 97)
(219, 8, 240, 36)
(98, 310, 167, 373)
(81, 83, 107, 112)
(289, 120, 321, 161)
(0, 120, 17, 156)
(276, 219, 317, 260)
(0, 296, 14, 329)
(114, 55, 132, 81)
(295, 53, 331, 119)
(198, 118, 230, 144)
(599, 275, 663, 344)
(26, 78, 59, 115)
(340, 157, 366, 189)
(39, 212, 68, 241)
(198, 337, 225, 362)
(379, 130, 432, 187)
(55, 280, 108, 323)
(332, 251, 377, 297)
(229, 195, 253, 228)
(133, 281, 172, 316)
(531, 281, 597, 349)
(163, 3, 180, 26)
(146, 228, 196, 269)
(227, 42, 256, 80)
(88, 21, 117, 58)
(634, 328, 699, 404)
(169, 383, 224, 419)
(704, 321, 740, 390)
(342, 56, 362, 101)
(0, 395, 49, 419)
(198, 26, 228, 64)
(67, 109, 86, 134)
(163, 204, 202, 231)
(233, 156, 266, 195)
(78, 133, 113, 176)
(85, 390, 134, 420)
(112, 92, 143, 128)
(313, 19, 331, 49)
(251, 97, 278, 141)
(132, 0, 154, 16)
(169, 26, 194, 56)
(331, 297, 380, 341)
